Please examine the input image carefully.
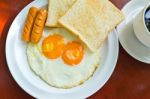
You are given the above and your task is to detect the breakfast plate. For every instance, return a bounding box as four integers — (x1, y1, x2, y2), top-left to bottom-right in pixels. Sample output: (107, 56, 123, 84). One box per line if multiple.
(117, 0, 150, 64)
(6, 0, 119, 98)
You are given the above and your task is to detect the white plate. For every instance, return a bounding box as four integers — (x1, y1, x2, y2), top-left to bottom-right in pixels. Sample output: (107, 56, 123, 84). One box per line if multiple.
(5, 0, 119, 98)
(117, 0, 150, 64)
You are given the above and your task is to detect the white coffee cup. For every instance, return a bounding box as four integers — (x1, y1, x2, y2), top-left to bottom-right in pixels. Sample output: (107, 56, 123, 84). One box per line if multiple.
(133, 3, 150, 48)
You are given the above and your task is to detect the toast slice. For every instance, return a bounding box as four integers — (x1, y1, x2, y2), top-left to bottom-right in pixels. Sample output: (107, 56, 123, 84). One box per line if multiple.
(46, 0, 76, 27)
(59, 0, 124, 52)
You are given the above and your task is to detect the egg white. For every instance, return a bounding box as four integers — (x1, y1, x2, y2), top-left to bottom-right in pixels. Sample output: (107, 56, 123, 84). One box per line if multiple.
(27, 28, 100, 88)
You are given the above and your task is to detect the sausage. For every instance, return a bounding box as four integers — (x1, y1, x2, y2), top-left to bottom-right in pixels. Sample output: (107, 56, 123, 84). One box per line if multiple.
(22, 7, 38, 42)
(31, 9, 47, 43)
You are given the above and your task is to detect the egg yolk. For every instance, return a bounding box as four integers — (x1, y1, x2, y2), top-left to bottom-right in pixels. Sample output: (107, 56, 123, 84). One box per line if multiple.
(42, 34, 64, 59)
(62, 41, 84, 65)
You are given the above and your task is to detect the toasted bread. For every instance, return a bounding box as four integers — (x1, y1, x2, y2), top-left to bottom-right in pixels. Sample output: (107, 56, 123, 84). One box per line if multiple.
(46, 0, 76, 27)
(59, 0, 124, 52)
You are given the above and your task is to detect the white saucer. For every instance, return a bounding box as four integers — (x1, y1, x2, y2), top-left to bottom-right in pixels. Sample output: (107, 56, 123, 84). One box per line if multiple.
(117, 0, 150, 64)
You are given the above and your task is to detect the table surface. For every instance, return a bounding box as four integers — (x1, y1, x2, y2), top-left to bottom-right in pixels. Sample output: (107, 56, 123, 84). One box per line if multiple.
(0, 0, 150, 99)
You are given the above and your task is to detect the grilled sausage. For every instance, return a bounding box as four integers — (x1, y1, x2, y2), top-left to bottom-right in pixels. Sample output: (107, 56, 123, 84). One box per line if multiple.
(22, 7, 38, 42)
(31, 9, 47, 43)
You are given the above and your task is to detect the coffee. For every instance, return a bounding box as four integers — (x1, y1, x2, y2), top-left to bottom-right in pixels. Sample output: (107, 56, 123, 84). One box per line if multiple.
(145, 6, 150, 32)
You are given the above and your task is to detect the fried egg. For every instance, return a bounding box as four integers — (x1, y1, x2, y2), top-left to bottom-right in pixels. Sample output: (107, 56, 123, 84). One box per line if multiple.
(27, 28, 100, 88)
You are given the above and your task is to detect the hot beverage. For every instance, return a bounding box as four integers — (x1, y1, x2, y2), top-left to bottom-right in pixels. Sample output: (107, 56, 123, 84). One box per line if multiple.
(145, 6, 150, 32)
